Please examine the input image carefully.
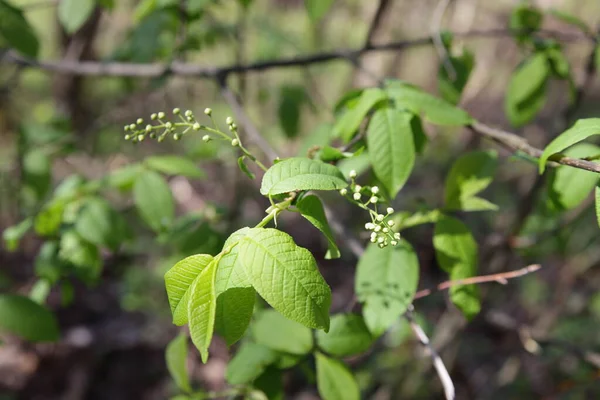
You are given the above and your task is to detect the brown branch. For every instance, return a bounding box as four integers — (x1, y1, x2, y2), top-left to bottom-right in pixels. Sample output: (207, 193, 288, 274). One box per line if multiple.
(364, 0, 391, 47)
(414, 264, 542, 300)
(1, 29, 588, 79)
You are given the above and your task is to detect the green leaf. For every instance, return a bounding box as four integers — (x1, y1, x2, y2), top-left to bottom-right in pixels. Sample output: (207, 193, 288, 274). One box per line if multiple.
(367, 108, 416, 198)
(226, 342, 278, 385)
(355, 241, 419, 336)
(0, 294, 59, 342)
(260, 157, 347, 196)
(546, 47, 571, 79)
(305, 0, 334, 22)
(215, 228, 255, 346)
(333, 88, 388, 142)
(316, 314, 374, 357)
(106, 164, 143, 191)
(22, 149, 51, 202)
(254, 367, 284, 400)
(315, 353, 360, 400)
(145, 155, 205, 179)
(165, 333, 191, 393)
(0, 1, 39, 57)
(392, 209, 441, 230)
(296, 195, 340, 259)
(238, 228, 331, 331)
(188, 257, 219, 363)
(547, 143, 600, 211)
(438, 50, 475, 105)
(385, 80, 473, 126)
(433, 215, 480, 319)
(509, 4, 542, 40)
(2, 218, 32, 251)
(539, 118, 600, 173)
(445, 150, 498, 211)
(165, 254, 214, 326)
(34, 201, 65, 237)
(134, 170, 175, 232)
(506, 53, 550, 107)
(75, 198, 129, 251)
(58, 231, 102, 283)
(595, 184, 600, 229)
(252, 309, 313, 355)
(337, 152, 371, 180)
(505, 77, 547, 128)
(548, 9, 590, 34)
(237, 156, 256, 180)
(278, 85, 306, 138)
(29, 279, 51, 304)
(58, 0, 96, 33)
(297, 123, 333, 157)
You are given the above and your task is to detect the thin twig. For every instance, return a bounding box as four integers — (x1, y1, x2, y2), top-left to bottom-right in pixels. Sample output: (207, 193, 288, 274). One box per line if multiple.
(405, 307, 456, 400)
(414, 264, 541, 299)
(364, 0, 391, 47)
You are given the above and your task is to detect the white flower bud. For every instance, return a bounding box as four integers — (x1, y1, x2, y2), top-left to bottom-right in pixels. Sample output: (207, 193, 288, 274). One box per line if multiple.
(145, 125, 152, 133)
(376, 214, 384, 222)
(379, 243, 385, 248)
(369, 196, 378, 204)
(157, 112, 165, 119)
(365, 223, 374, 230)
(230, 123, 237, 130)
(136, 118, 143, 125)
(377, 237, 384, 244)
(173, 133, 181, 140)
(371, 232, 377, 239)
(204, 108, 212, 115)
(185, 110, 193, 118)
(353, 192, 361, 201)
(137, 134, 144, 141)
(391, 240, 398, 246)
(150, 113, 157, 120)
(129, 123, 136, 130)
(349, 170, 357, 179)
(371, 186, 379, 194)
(173, 108, 181, 115)
(387, 207, 394, 214)
(231, 138, 239, 146)
(339, 188, 348, 196)
(165, 122, 173, 129)
(374, 225, 381, 232)
(371, 236, 377, 243)
(394, 232, 401, 240)
(226, 116, 234, 125)
(202, 135, 210, 142)
(354, 185, 362, 193)
(382, 227, 389, 233)
(124, 134, 131, 140)
(387, 220, 395, 227)
(192, 123, 201, 131)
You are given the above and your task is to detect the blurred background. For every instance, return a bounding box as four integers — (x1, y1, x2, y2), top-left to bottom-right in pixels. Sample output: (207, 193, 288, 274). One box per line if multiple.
(1, 0, 600, 399)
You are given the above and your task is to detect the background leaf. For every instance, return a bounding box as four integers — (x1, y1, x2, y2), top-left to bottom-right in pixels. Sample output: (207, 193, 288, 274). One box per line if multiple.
(260, 157, 347, 196)
(278, 85, 307, 138)
(0, 294, 59, 342)
(226, 342, 278, 385)
(75, 198, 129, 251)
(355, 241, 419, 336)
(333, 88, 387, 142)
(238, 228, 331, 331)
(58, 0, 96, 34)
(305, 0, 335, 22)
(367, 108, 416, 198)
(316, 314, 374, 357)
(433, 215, 480, 319)
(0, 1, 39, 57)
(438, 50, 475, 105)
(165, 333, 191, 393)
(296, 194, 340, 259)
(444, 150, 498, 211)
(145, 155, 205, 178)
(316, 353, 360, 400)
(134, 170, 175, 232)
(252, 309, 313, 355)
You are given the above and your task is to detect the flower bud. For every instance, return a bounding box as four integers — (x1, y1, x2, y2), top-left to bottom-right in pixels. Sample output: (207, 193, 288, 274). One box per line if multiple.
(193, 122, 201, 130)
(354, 185, 361, 193)
(391, 240, 398, 246)
(349, 170, 357, 179)
(204, 108, 212, 115)
(230, 123, 237, 130)
(371, 236, 377, 243)
(382, 227, 389, 233)
(371, 232, 377, 239)
(165, 122, 173, 130)
(157, 112, 165, 119)
(353, 192, 361, 201)
(185, 110, 193, 118)
(124, 125, 130, 131)
(124, 134, 131, 140)
(369, 196, 378, 204)
(136, 118, 143, 125)
(226, 117, 234, 125)
(379, 243, 385, 248)
(365, 223, 374, 230)
(339, 188, 348, 196)
(374, 225, 381, 232)
(394, 232, 401, 240)
(376, 214, 384, 222)
(149, 132, 156, 139)
(377, 237, 384, 244)
(387, 207, 394, 214)
(202, 135, 210, 142)
(231, 138, 239, 147)
(371, 186, 379, 194)
(173, 133, 181, 140)
(387, 220, 395, 227)
(129, 123, 136, 130)
(150, 113, 157, 120)
(137, 134, 144, 142)
(145, 124, 152, 133)
(174, 108, 181, 115)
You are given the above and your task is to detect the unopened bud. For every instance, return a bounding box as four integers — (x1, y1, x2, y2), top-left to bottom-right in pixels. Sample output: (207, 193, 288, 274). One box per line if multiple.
(145, 125, 152, 133)
(371, 186, 379, 194)
(376, 214, 384, 222)
(387, 220, 395, 227)
(387, 207, 394, 214)
(151, 113, 157, 120)
(193, 123, 201, 130)
(349, 170, 357, 179)
(231, 138, 239, 147)
(391, 240, 398, 246)
(202, 135, 210, 142)
(226, 116, 234, 125)
(129, 124, 136, 130)
(353, 192, 361, 201)
(157, 112, 165, 119)
(204, 108, 212, 115)
(339, 188, 348, 196)
(137, 134, 144, 142)
(136, 118, 143, 125)
(173, 108, 181, 115)
(185, 110, 193, 118)
(369, 196, 378, 204)
(394, 232, 401, 240)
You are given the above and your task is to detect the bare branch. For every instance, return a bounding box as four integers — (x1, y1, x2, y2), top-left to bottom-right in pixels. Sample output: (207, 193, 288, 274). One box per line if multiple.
(414, 264, 542, 299)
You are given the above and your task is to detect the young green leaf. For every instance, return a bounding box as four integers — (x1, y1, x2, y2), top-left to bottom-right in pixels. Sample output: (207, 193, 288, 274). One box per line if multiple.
(337, 152, 371, 180)
(29, 279, 51, 304)
(367, 108, 416, 198)
(106, 164, 143, 191)
(509, 4, 542, 41)
(75, 198, 129, 251)
(506, 53, 550, 107)
(145, 155, 205, 179)
(134, 169, 175, 232)
(332, 88, 388, 142)
(260, 157, 347, 196)
(58, 231, 102, 283)
(58, 0, 96, 34)
(316, 314, 374, 357)
(305, 0, 335, 22)
(385, 80, 473, 126)
(548, 9, 590, 35)
(2, 218, 32, 252)
(0, 0, 39, 57)
(505, 79, 547, 128)
(547, 143, 600, 211)
(238, 228, 331, 331)
(316, 353, 360, 400)
(165, 333, 191, 393)
(226, 342, 278, 385)
(23, 149, 51, 202)
(539, 118, 600, 173)
(278, 85, 306, 138)
(188, 258, 219, 363)
(0, 294, 59, 342)
(433, 215, 480, 320)
(238, 156, 256, 180)
(355, 241, 419, 336)
(215, 228, 255, 346)
(165, 254, 214, 326)
(445, 150, 498, 211)
(392, 209, 441, 231)
(252, 309, 313, 355)
(296, 194, 341, 259)
(34, 201, 65, 237)
(546, 47, 571, 79)
(438, 50, 475, 105)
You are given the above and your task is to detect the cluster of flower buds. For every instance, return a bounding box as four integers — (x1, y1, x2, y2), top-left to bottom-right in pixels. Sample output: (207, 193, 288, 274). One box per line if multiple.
(123, 108, 203, 143)
(339, 170, 400, 248)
